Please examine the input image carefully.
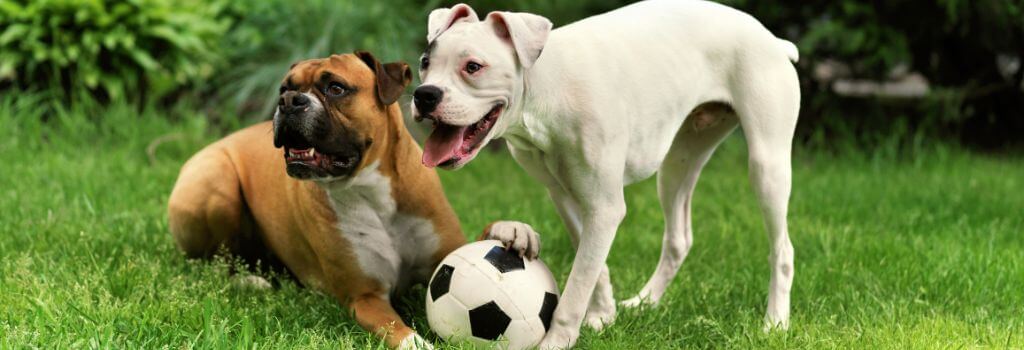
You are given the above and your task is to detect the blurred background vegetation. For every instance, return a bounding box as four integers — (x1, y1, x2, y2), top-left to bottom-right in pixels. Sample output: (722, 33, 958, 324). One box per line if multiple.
(1, 0, 1021, 152)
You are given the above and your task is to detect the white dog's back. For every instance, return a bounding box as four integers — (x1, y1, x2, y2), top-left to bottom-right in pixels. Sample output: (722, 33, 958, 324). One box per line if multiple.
(522, 0, 799, 183)
(559, 0, 795, 59)
(533, 0, 796, 106)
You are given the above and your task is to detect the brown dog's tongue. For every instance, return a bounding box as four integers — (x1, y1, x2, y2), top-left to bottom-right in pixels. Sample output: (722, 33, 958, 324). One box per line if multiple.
(423, 124, 468, 168)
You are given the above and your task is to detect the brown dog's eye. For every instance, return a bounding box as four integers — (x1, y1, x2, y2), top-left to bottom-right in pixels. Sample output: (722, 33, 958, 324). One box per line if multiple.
(326, 83, 347, 97)
(465, 61, 482, 74)
(279, 85, 287, 94)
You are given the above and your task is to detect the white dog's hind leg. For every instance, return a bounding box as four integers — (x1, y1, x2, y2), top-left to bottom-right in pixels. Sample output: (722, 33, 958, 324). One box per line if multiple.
(622, 108, 738, 308)
(550, 190, 616, 331)
(733, 68, 799, 330)
(746, 130, 795, 331)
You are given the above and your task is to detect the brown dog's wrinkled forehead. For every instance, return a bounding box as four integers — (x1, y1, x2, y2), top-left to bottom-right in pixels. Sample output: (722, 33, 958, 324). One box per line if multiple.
(282, 54, 375, 90)
(281, 52, 411, 108)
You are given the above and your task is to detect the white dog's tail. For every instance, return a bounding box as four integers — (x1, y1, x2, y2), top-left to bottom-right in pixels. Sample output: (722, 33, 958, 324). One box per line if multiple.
(776, 39, 799, 63)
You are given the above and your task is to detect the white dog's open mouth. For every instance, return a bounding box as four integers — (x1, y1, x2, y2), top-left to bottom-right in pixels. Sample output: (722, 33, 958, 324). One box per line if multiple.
(422, 103, 503, 168)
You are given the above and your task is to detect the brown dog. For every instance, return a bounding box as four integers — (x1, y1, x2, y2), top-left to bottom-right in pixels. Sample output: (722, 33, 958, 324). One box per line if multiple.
(167, 52, 539, 349)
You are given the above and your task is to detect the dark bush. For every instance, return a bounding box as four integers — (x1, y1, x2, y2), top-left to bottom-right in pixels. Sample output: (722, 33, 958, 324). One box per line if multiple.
(0, 0, 231, 102)
(721, 0, 1024, 150)
(3, 0, 1019, 150)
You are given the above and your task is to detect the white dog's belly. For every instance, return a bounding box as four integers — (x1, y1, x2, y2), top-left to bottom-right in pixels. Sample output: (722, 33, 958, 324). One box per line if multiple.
(621, 115, 688, 184)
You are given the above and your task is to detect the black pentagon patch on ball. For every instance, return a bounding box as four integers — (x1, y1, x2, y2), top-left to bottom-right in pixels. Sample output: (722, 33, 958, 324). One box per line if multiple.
(484, 246, 525, 273)
(469, 301, 512, 340)
(539, 292, 558, 331)
(429, 264, 455, 301)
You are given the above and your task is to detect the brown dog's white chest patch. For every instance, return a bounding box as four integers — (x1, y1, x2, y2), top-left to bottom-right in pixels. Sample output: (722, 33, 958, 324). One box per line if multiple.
(324, 162, 441, 291)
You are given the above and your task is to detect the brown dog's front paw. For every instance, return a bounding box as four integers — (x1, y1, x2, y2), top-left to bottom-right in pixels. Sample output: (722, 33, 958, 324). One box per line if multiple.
(480, 221, 541, 260)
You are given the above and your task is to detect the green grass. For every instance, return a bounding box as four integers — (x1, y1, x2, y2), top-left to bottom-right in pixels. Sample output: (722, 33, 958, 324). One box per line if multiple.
(2, 98, 1022, 349)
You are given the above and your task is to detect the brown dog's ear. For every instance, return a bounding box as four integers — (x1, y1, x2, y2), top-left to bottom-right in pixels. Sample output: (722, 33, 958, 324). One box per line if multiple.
(355, 50, 412, 106)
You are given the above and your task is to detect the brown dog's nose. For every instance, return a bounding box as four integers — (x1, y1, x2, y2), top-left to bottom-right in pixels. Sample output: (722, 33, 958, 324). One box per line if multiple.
(279, 91, 310, 114)
(413, 85, 443, 116)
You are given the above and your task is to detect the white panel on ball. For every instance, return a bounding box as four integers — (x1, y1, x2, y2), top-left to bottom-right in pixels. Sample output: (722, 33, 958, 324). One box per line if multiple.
(425, 293, 471, 338)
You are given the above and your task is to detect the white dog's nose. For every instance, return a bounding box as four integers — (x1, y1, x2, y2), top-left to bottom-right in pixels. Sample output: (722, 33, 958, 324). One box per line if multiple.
(413, 85, 443, 116)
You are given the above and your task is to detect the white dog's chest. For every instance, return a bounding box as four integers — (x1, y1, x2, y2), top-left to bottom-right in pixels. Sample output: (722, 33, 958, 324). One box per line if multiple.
(324, 164, 440, 292)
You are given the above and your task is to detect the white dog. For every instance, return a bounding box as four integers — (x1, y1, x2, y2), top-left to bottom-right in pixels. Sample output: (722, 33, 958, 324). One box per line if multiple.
(412, 0, 799, 348)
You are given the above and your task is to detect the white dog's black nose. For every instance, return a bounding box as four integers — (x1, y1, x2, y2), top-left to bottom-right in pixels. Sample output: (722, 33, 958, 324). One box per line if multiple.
(413, 85, 443, 115)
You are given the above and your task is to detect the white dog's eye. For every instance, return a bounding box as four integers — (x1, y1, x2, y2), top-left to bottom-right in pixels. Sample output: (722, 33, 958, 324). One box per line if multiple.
(420, 56, 430, 70)
(465, 61, 483, 74)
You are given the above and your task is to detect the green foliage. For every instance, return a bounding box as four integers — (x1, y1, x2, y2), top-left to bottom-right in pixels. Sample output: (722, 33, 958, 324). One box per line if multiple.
(1, 0, 1020, 149)
(797, 3, 911, 78)
(212, 0, 441, 119)
(0, 0, 231, 101)
(209, 0, 634, 119)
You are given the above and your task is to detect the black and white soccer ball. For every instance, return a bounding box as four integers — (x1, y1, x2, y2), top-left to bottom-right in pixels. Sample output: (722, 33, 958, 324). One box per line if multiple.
(426, 240, 559, 349)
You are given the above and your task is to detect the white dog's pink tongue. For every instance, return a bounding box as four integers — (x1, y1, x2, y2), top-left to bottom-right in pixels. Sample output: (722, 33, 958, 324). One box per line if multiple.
(423, 124, 468, 168)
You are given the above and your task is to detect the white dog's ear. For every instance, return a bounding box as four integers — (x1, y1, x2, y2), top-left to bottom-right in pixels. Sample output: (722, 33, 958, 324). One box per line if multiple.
(486, 11, 552, 68)
(427, 4, 479, 42)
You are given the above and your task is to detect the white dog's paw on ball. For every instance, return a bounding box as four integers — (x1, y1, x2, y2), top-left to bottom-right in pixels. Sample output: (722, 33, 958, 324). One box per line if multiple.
(482, 220, 541, 259)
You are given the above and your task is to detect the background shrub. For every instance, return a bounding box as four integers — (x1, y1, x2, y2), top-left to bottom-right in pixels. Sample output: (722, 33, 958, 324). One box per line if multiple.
(0, 0, 231, 102)
(721, 0, 1024, 150)
(1, 0, 1020, 150)
(212, 0, 440, 119)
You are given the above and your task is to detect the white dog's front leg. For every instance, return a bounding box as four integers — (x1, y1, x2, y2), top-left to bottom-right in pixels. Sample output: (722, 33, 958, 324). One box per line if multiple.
(539, 198, 626, 349)
(549, 188, 616, 331)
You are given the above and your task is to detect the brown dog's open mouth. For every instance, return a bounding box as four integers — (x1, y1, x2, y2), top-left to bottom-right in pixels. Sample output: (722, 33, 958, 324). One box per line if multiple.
(286, 147, 332, 168)
(282, 142, 360, 179)
(422, 103, 503, 168)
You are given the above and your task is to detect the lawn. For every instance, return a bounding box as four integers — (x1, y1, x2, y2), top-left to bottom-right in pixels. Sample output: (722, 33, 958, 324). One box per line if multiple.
(1, 100, 1022, 349)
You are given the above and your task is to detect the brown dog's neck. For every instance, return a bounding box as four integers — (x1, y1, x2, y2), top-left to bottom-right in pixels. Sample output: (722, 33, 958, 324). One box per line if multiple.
(368, 104, 417, 178)
(327, 103, 429, 196)
(315, 102, 464, 252)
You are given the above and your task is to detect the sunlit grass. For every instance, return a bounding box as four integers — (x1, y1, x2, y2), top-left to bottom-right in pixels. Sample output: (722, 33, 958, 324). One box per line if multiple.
(1, 100, 1021, 348)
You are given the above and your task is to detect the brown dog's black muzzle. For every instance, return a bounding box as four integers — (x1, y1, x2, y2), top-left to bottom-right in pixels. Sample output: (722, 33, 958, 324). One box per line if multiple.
(272, 97, 365, 180)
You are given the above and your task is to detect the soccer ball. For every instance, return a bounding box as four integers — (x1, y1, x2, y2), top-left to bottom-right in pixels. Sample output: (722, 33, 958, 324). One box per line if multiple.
(425, 240, 559, 349)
